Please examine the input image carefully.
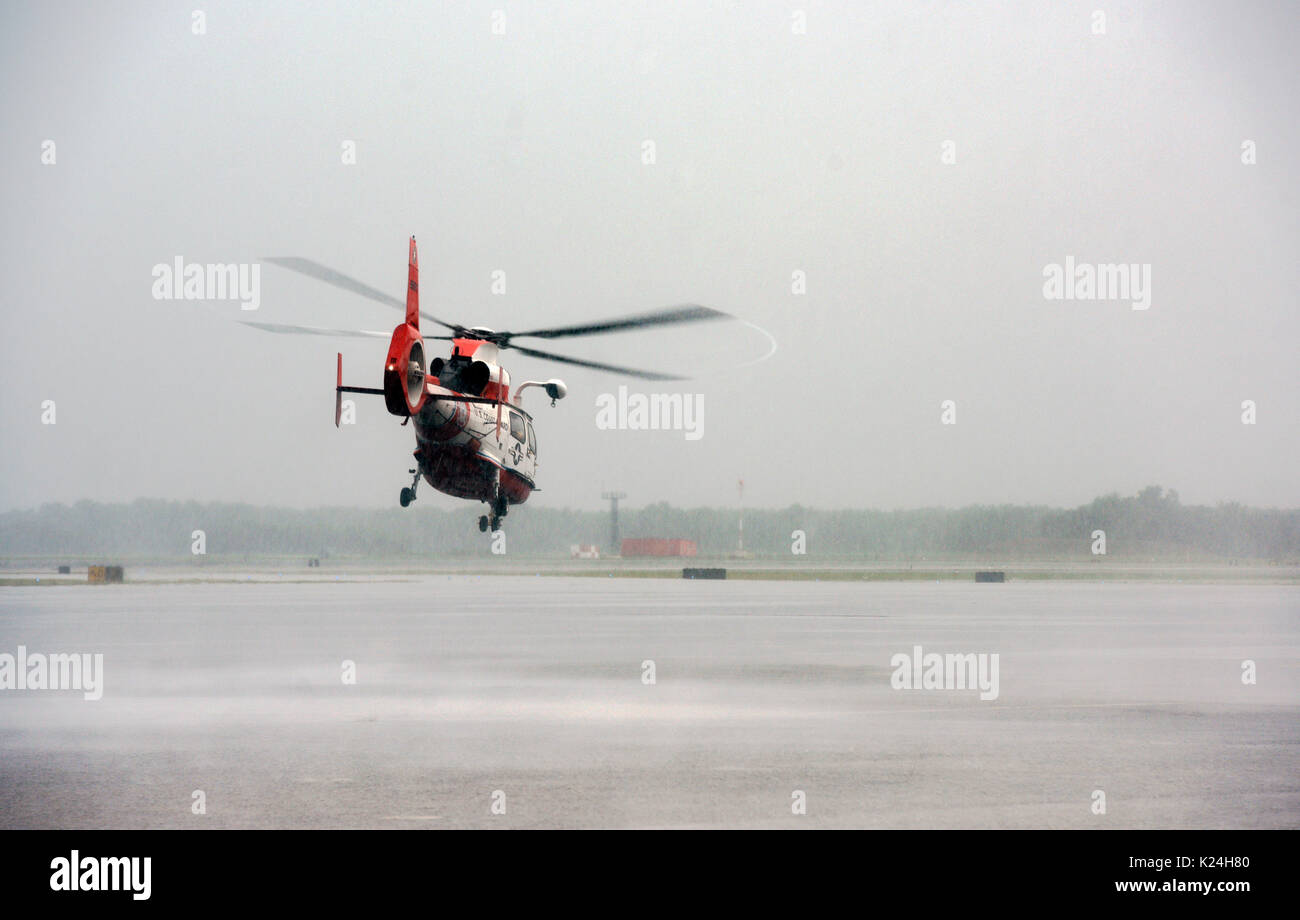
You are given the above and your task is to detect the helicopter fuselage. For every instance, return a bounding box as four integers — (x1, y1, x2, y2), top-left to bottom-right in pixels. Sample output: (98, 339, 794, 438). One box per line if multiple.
(412, 338, 537, 506)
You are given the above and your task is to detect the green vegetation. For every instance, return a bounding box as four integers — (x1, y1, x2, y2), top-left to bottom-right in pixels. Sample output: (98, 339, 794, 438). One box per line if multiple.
(0, 486, 1296, 562)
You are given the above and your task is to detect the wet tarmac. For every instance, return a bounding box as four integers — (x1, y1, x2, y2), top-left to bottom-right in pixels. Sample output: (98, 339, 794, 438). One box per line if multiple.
(1, 576, 1295, 827)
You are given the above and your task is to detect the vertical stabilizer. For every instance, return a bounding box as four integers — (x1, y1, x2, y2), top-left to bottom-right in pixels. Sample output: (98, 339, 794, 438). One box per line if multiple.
(405, 236, 419, 329)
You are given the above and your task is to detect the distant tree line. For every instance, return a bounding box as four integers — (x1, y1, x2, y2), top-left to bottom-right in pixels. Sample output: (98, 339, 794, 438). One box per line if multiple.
(0, 486, 1296, 561)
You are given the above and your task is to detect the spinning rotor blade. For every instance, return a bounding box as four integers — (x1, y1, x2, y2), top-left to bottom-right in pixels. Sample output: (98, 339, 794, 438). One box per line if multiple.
(503, 304, 729, 341)
(240, 321, 453, 340)
(262, 249, 737, 379)
(507, 343, 686, 381)
(239, 321, 390, 338)
(262, 256, 462, 333)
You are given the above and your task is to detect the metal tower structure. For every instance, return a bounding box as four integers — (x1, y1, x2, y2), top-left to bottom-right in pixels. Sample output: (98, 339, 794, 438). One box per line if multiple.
(601, 491, 627, 554)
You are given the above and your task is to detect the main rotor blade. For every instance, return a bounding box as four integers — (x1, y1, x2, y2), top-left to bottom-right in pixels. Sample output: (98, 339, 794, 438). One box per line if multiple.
(504, 304, 729, 341)
(239, 321, 391, 338)
(262, 256, 462, 333)
(240, 321, 455, 341)
(507, 343, 687, 380)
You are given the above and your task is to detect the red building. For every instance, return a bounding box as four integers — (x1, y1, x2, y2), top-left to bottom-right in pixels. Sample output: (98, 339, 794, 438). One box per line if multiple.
(621, 538, 698, 557)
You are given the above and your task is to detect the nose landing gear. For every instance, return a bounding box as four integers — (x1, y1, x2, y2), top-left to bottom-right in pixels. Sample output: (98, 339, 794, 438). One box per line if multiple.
(399, 468, 420, 508)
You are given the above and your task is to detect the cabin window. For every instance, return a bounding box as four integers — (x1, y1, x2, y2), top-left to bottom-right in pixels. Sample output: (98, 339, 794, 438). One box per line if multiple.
(509, 411, 525, 442)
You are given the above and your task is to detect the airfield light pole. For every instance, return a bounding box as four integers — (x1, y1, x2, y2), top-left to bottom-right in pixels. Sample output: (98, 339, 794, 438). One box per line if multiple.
(602, 491, 627, 554)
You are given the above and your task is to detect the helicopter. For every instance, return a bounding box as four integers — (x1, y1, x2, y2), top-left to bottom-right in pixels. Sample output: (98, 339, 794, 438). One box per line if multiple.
(244, 237, 730, 532)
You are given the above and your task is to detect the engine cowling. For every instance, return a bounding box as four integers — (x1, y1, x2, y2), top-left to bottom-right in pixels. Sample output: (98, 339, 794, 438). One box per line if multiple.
(384, 322, 427, 416)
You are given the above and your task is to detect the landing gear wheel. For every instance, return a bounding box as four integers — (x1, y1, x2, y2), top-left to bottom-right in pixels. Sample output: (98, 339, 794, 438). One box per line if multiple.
(482, 471, 507, 533)
(490, 490, 508, 530)
(399, 468, 421, 508)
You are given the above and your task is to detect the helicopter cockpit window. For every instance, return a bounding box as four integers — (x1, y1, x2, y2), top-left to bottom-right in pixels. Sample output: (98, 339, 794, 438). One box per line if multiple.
(509, 411, 525, 443)
(526, 421, 536, 453)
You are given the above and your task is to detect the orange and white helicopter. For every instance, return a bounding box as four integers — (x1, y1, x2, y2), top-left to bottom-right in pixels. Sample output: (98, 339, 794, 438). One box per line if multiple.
(246, 237, 729, 532)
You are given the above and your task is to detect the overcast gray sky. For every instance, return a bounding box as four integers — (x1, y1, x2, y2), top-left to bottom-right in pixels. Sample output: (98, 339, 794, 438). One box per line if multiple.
(2, 0, 1296, 513)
